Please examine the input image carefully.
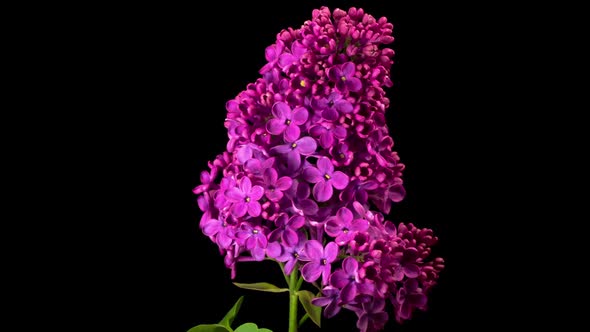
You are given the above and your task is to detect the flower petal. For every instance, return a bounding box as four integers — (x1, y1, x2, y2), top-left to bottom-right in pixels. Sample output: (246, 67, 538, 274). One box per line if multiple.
(240, 177, 252, 194)
(328, 66, 342, 81)
(319, 132, 334, 149)
(330, 171, 349, 189)
(336, 207, 353, 224)
(335, 99, 353, 113)
(249, 185, 264, 200)
(311, 296, 332, 307)
(329, 270, 349, 288)
(324, 242, 339, 262)
(286, 150, 302, 170)
(266, 242, 282, 258)
(278, 53, 297, 68)
(340, 282, 357, 303)
(324, 299, 341, 318)
(232, 202, 248, 218)
(303, 167, 322, 183)
(275, 176, 292, 190)
(272, 101, 290, 120)
(295, 137, 317, 155)
(302, 262, 322, 282)
(284, 258, 297, 275)
(313, 181, 333, 202)
(288, 216, 305, 229)
(342, 62, 356, 77)
(322, 108, 339, 122)
(247, 201, 261, 217)
(267, 119, 286, 135)
(350, 219, 370, 233)
(317, 157, 334, 174)
(263, 168, 278, 185)
(202, 219, 221, 236)
(346, 77, 362, 92)
(342, 256, 359, 275)
(403, 263, 420, 278)
(282, 228, 299, 247)
(270, 143, 292, 154)
(309, 125, 327, 137)
(291, 107, 309, 125)
(225, 188, 244, 202)
(325, 218, 343, 237)
(284, 124, 301, 142)
(266, 189, 283, 202)
(303, 240, 324, 260)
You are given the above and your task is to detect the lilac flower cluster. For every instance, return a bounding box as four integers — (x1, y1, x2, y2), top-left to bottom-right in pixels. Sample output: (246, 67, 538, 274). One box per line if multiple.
(194, 7, 444, 331)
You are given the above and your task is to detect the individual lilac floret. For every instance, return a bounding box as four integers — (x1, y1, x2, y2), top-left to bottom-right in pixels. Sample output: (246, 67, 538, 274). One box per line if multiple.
(355, 298, 388, 332)
(303, 156, 349, 202)
(262, 168, 292, 202)
(266, 101, 309, 142)
(392, 278, 427, 323)
(236, 223, 268, 261)
(312, 92, 354, 121)
(309, 124, 347, 149)
(311, 286, 342, 318)
(301, 240, 339, 285)
(267, 231, 306, 275)
(330, 257, 371, 303)
(259, 41, 284, 74)
(270, 136, 317, 171)
(269, 213, 305, 246)
(325, 207, 369, 245)
(225, 176, 264, 218)
(329, 62, 362, 92)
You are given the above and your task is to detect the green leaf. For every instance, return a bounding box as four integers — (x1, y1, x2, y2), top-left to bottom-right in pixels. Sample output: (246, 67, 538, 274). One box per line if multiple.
(187, 324, 230, 332)
(298, 290, 321, 328)
(219, 296, 244, 329)
(234, 323, 258, 332)
(258, 329, 272, 332)
(233, 282, 289, 293)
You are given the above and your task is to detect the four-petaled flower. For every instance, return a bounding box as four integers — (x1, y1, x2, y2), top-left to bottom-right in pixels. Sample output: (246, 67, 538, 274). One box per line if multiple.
(312, 92, 354, 121)
(325, 207, 369, 245)
(267, 231, 307, 275)
(236, 223, 268, 261)
(225, 177, 264, 217)
(269, 213, 305, 246)
(266, 102, 309, 142)
(301, 240, 338, 285)
(262, 168, 293, 202)
(311, 286, 342, 318)
(330, 257, 373, 303)
(303, 157, 349, 202)
(329, 62, 362, 92)
(270, 136, 317, 171)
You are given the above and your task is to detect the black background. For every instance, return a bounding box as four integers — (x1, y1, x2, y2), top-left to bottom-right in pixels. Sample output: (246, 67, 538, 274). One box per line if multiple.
(82, 1, 485, 331)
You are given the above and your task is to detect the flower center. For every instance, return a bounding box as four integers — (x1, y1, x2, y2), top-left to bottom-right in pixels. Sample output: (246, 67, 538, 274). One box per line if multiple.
(285, 119, 291, 125)
(343, 228, 349, 233)
(291, 143, 297, 148)
(245, 196, 251, 202)
(293, 252, 299, 258)
(324, 174, 331, 180)
(321, 258, 327, 265)
(300, 80, 306, 87)
(341, 76, 347, 81)
(328, 100, 335, 107)
(252, 229, 259, 234)
(339, 153, 345, 159)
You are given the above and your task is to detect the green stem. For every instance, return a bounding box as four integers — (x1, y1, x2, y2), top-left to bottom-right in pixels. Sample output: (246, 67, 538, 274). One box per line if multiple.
(288, 267, 299, 332)
(298, 313, 309, 327)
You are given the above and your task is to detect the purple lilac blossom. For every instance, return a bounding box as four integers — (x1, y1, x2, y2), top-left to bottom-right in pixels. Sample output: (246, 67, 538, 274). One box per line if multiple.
(194, 6, 444, 331)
